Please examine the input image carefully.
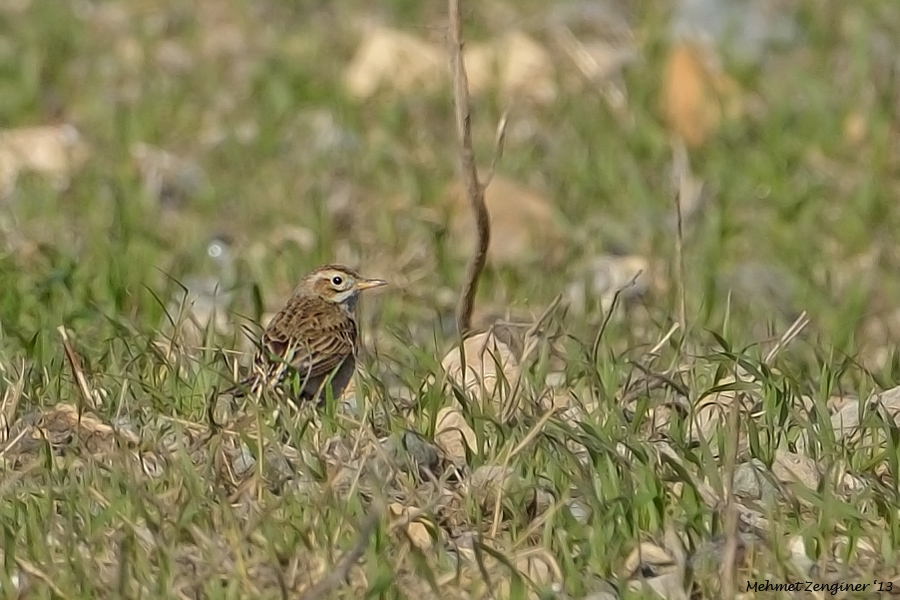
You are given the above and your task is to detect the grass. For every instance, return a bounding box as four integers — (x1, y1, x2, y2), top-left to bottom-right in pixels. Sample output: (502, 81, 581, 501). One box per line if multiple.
(2, 0, 900, 598)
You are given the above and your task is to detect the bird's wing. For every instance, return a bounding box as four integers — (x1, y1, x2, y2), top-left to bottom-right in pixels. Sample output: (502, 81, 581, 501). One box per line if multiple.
(256, 294, 357, 382)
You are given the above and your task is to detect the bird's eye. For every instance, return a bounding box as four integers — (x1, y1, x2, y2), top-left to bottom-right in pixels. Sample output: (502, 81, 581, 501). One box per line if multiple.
(331, 276, 343, 286)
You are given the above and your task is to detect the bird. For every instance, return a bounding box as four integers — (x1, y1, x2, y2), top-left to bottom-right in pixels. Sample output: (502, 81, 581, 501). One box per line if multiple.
(225, 264, 387, 407)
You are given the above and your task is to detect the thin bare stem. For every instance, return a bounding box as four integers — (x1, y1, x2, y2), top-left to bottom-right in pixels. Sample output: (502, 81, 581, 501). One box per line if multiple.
(764, 310, 809, 364)
(483, 108, 510, 189)
(589, 270, 643, 367)
(447, 0, 491, 337)
(671, 140, 687, 343)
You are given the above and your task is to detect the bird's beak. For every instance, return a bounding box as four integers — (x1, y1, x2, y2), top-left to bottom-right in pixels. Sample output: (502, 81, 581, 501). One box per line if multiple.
(357, 278, 388, 291)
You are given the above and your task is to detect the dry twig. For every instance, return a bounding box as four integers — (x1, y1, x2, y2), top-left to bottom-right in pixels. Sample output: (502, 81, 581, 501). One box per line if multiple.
(670, 140, 688, 345)
(447, 0, 507, 336)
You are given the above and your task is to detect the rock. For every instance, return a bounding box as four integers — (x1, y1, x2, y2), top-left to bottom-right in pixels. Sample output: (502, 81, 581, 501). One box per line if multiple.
(232, 443, 256, 477)
(494, 550, 560, 599)
(344, 27, 444, 99)
(829, 399, 864, 442)
(690, 370, 759, 452)
(565, 254, 650, 314)
(465, 31, 557, 105)
(0, 124, 90, 198)
(6, 403, 139, 458)
(447, 176, 567, 267)
(130, 142, 208, 208)
(623, 542, 676, 577)
(434, 407, 477, 464)
(839, 471, 868, 494)
(869, 385, 900, 425)
(388, 503, 436, 550)
(345, 28, 556, 105)
(562, 38, 637, 84)
(688, 533, 761, 579)
(513, 552, 556, 592)
(582, 579, 619, 600)
(381, 430, 441, 479)
(467, 465, 518, 506)
(720, 261, 800, 322)
(660, 41, 742, 148)
(772, 450, 820, 490)
(441, 331, 520, 420)
(788, 535, 814, 575)
(821, 387, 900, 446)
(669, 0, 798, 65)
(624, 529, 688, 600)
(566, 499, 591, 524)
(732, 459, 777, 505)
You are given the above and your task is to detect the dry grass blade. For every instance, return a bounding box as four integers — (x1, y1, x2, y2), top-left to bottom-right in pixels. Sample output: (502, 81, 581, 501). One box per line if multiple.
(522, 293, 563, 346)
(764, 310, 809, 364)
(649, 323, 681, 356)
(483, 108, 510, 190)
(58, 325, 99, 412)
(16, 556, 73, 600)
(554, 26, 599, 82)
(0, 358, 26, 441)
(447, 0, 492, 337)
(552, 25, 633, 116)
(0, 426, 30, 460)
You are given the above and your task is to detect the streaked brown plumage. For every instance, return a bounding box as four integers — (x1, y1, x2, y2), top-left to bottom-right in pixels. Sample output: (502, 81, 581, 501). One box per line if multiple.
(227, 264, 386, 405)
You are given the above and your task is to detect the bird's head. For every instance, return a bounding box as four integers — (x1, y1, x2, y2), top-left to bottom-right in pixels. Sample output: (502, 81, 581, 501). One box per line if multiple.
(304, 265, 387, 311)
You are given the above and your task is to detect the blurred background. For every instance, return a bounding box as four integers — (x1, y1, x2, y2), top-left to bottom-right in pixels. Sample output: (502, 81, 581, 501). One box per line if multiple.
(1, 0, 899, 389)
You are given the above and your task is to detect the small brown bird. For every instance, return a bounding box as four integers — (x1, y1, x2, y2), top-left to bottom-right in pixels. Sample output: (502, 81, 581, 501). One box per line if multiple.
(227, 264, 387, 406)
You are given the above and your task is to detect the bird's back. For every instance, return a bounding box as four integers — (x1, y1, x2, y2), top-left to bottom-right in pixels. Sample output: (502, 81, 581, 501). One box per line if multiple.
(246, 291, 358, 401)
